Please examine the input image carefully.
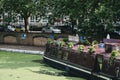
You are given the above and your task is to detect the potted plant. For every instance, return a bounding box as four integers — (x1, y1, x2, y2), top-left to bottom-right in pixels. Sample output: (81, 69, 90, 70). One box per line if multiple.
(83, 39, 90, 45)
(63, 38, 68, 42)
(59, 40, 65, 47)
(77, 45, 85, 53)
(111, 50, 119, 57)
(92, 40, 98, 48)
(47, 38, 53, 44)
(67, 42, 74, 48)
(88, 46, 95, 55)
(92, 40, 98, 45)
(54, 34, 58, 40)
(108, 50, 119, 65)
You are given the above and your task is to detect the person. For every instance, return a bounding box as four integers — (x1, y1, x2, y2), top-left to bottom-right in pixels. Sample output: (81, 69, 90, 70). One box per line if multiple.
(80, 36, 84, 43)
(106, 34, 110, 39)
(99, 41, 104, 48)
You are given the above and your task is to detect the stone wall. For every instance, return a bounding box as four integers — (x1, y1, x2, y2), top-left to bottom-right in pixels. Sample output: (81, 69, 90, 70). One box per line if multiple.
(0, 32, 68, 46)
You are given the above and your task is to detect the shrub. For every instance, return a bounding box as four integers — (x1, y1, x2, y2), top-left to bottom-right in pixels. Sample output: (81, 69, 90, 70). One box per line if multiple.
(63, 38, 68, 42)
(67, 42, 74, 48)
(108, 50, 119, 65)
(92, 40, 98, 46)
(47, 38, 53, 44)
(110, 50, 119, 57)
(83, 39, 90, 45)
(59, 41, 65, 47)
(88, 46, 95, 54)
(78, 45, 84, 53)
(54, 34, 58, 40)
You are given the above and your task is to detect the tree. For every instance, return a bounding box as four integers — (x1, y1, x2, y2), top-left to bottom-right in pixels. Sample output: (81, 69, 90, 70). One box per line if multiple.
(2, 0, 43, 32)
(1, 0, 120, 35)
(51, 0, 120, 38)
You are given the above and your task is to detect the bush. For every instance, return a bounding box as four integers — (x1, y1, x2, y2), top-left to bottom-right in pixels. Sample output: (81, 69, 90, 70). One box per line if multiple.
(47, 38, 53, 44)
(59, 41, 65, 47)
(110, 50, 119, 58)
(83, 39, 90, 45)
(78, 45, 84, 53)
(108, 50, 119, 65)
(67, 42, 73, 48)
(63, 38, 68, 42)
(54, 34, 58, 40)
(88, 46, 95, 54)
(92, 40, 98, 46)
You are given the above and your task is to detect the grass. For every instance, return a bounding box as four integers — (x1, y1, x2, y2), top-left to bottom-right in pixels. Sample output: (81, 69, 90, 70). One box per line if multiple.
(0, 51, 85, 80)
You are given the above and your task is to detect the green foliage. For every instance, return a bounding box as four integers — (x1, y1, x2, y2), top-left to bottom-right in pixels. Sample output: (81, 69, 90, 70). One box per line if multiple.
(67, 42, 73, 48)
(88, 46, 95, 54)
(59, 41, 65, 47)
(83, 39, 90, 45)
(108, 50, 119, 65)
(54, 34, 58, 40)
(63, 38, 68, 42)
(92, 40, 98, 46)
(3, 0, 40, 14)
(2, 0, 45, 32)
(53, 0, 120, 37)
(78, 45, 84, 53)
(110, 50, 119, 58)
(1, 0, 120, 33)
(47, 38, 53, 44)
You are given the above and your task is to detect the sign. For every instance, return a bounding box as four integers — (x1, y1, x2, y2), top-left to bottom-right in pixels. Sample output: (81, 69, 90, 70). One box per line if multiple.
(20, 34, 26, 39)
(68, 35, 79, 42)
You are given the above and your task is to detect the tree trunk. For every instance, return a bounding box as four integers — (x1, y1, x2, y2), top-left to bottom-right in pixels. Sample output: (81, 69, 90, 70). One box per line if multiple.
(24, 16, 29, 32)
(71, 18, 76, 34)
